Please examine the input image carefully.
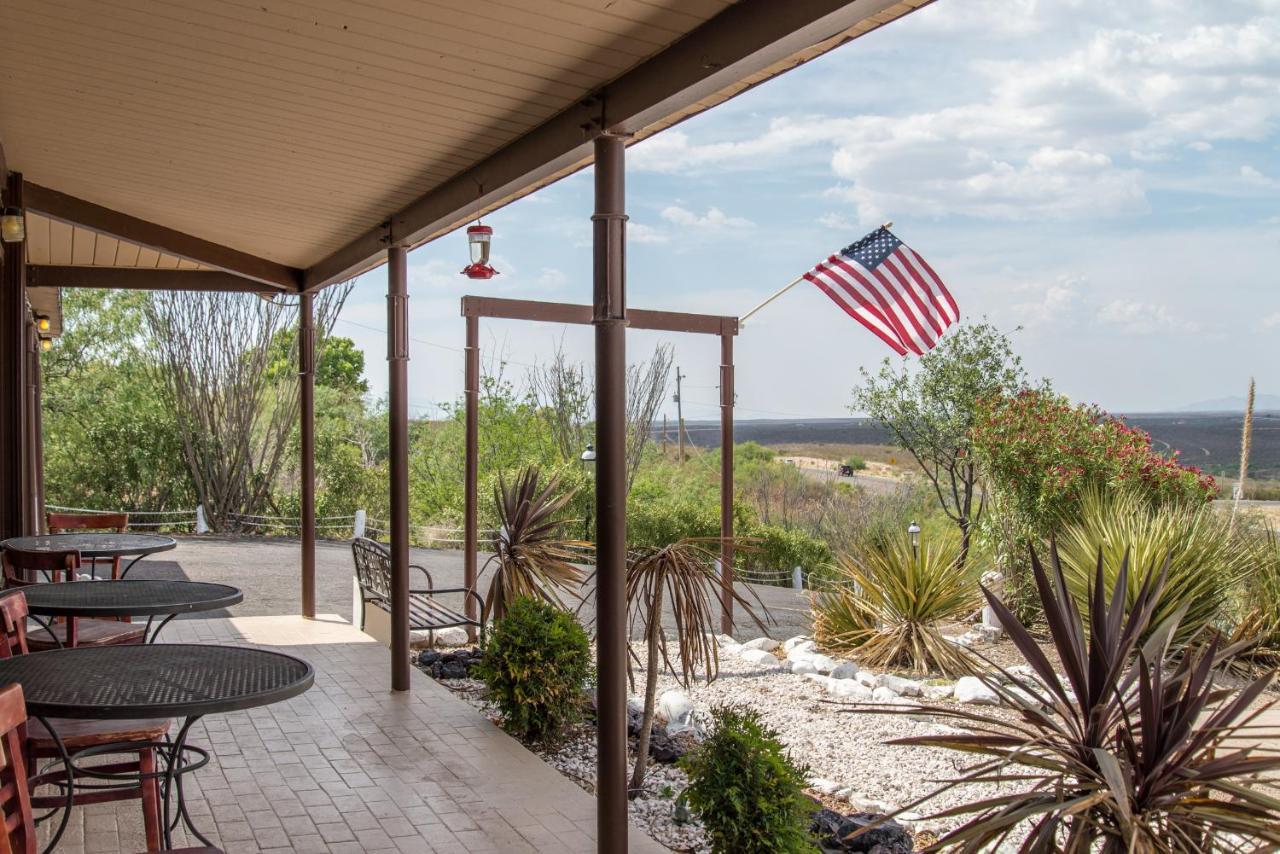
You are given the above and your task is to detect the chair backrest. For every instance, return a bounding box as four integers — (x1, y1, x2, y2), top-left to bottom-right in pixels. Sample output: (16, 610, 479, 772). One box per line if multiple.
(1, 548, 79, 587)
(46, 512, 128, 534)
(0, 682, 35, 853)
(351, 537, 392, 600)
(0, 592, 28, 660)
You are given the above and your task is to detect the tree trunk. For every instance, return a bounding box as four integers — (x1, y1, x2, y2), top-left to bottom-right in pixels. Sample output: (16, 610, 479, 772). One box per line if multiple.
(630, 573, 664, 794)
(958, 519, 971, 567)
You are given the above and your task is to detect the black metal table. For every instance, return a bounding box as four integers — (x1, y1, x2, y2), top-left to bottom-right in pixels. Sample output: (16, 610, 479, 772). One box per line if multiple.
(2, 533, 178, 579)
(21, 580, 243, 644)
(0, 644, 313, 850)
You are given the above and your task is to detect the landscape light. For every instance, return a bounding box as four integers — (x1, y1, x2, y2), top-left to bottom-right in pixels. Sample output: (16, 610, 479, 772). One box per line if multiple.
(461, 224, 497, 279)
(0, 208, 25, 243)
(580, 443, 597, 463)
(907, 520, 921, 552)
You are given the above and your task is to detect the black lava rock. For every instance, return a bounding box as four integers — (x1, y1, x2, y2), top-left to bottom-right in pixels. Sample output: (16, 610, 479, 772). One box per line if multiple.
(647, 727, 696, 764)
(416, 647, 484, 680)
(810, 808, 912, 854)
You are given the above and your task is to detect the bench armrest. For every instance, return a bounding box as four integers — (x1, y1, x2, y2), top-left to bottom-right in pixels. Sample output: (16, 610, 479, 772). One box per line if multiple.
(409, 564, 434, 590)
(408, 587, 485, 622)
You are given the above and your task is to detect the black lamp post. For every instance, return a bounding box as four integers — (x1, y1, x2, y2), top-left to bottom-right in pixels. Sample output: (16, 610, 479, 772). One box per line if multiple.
(580, 443, 597, 541)
(907, 520, 921, 559)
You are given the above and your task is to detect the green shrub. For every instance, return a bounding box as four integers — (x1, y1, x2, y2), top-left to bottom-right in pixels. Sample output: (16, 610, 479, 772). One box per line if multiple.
(843, 454, 867, 471)
(812, 529, 978, 676)
(476, 597, 592, 741)
(1054, 489, 1251, 646)
(741, 524, 832, 579)
(679, 705, 817, 854)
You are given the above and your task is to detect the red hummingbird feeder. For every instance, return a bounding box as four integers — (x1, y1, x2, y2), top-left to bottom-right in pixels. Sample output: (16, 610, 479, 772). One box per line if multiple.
(461, 224, 497, 279)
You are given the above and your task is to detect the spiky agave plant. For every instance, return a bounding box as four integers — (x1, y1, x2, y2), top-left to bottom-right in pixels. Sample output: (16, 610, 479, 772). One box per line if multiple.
(813, 530, 979, 677)
(620, 538, 769, 793)
(483, 466, 587, 622)
(851, 545, 1280, 852)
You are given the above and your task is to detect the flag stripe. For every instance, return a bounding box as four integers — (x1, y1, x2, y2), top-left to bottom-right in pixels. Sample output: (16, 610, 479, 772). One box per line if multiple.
(867, 260, 939, 348)
(803, 272, 908, 356)
(826, 256, 926, 355)
(899, 245, 959, 322)
(805, 266, 901, 343)
(880, 253, 944, 338)
(889, 250, 953, 328)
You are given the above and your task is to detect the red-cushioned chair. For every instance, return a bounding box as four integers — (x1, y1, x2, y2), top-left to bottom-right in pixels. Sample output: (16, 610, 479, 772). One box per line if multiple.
(0, 589, 169, 852)
(46, 512, 129, 580)
(0, 547, 143, 650)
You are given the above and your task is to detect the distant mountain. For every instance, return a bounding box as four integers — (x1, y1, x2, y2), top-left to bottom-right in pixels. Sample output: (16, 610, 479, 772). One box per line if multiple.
(1179, 394, 1280, 413)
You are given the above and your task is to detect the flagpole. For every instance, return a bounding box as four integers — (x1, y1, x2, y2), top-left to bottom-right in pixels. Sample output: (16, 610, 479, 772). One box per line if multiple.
(739, 221, 893, 325)
(740, 275, 804, 324)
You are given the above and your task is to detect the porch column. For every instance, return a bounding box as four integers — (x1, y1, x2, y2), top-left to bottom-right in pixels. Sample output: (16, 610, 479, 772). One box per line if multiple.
(387, 245, 411, 691)
(299, 292, 316, 618)
(720, 327, 734, 633)
(0, 173, 28, 539)
(463, 313, 479, 640)
(31, 321, 44, 533)
(592, 134, 628, 853)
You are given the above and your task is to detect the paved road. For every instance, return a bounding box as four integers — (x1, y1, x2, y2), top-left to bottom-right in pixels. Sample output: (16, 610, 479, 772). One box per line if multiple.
(134, 536, 813, 640)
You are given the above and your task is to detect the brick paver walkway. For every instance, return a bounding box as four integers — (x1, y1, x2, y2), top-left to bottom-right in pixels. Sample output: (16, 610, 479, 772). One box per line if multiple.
(38, 614, 666, 853)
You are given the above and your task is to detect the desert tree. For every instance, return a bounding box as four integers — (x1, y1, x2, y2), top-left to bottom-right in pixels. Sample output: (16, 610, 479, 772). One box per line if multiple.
(143, 286, 351, 531)
(851, 321, 1036, 564)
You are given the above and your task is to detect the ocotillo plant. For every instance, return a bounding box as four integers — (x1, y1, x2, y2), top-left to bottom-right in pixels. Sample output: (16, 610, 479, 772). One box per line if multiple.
(1231, 377, 1256, 532)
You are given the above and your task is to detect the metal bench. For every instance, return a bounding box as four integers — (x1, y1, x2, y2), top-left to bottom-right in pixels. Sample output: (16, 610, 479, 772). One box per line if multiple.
(351, 537, 484, 645)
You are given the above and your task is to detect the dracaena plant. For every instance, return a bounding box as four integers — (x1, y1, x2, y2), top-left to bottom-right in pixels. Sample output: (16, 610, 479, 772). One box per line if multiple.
(849, 544, 1280, 852)
(484, 466, 587, 622)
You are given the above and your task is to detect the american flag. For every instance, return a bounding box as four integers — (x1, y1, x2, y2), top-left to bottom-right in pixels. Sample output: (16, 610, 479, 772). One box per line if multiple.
(802, 226, 959, 355)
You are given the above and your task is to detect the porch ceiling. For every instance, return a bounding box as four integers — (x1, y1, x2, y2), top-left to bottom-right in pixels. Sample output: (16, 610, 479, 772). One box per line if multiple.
(1, 0, 931, 290)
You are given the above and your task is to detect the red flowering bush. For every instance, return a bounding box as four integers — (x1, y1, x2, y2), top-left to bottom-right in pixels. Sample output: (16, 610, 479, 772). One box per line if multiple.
(970, 390, 1217, 536)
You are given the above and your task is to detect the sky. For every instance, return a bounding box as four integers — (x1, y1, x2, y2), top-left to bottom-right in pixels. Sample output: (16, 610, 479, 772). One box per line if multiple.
(335, 0, 1279, 422)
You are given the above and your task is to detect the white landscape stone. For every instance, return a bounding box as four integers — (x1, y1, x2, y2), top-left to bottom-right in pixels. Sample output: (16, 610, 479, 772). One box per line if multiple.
(786, 646, 816, 664)
(954, 676, 1000, 706)
(809, 654, 839, 674)
(739, 648, 781, 668)
(827, 680, 872, 701)
(715, 634, 737, 646)
(877, 674, 922, 697)
(721, 643, 744, 656)
(855, 670, 879, 688)
(782, 635, 811, 652)
(871, 686, 900, 702)
(828, 661, 858, 680)
(741, 636, 780, 652)
(922, 683, 954, 701)
(790, 660, 819, 676)
(808, 778, 841, 795)
(658, 690, 695, 724)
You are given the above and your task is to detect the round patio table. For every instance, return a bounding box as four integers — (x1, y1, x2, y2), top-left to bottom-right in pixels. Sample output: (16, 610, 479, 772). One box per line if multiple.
(21, 580, 243, 644)
(1, 532, 177, 579)
(0, 644, 313, 851)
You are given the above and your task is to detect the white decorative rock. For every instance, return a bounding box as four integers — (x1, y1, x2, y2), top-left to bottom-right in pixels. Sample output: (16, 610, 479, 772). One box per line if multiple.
(922, 683, 954, 701)
(878, 674, 922, 697)
(786, 646, 816, 664)
(808, 778, 841, 795)
(954, 676, 1000, 706)
(741, 636, 780, 652)
(783, 635, 812, 652)
(715, 634, 737, 646)
(827, 680, 872, 701)
(871, 686, 900, 702)
(829, 661, 858, 680)
(739, 648, 781, 668)
(721, 643, 744, 656)
(855, 670, 878, 688)
(803, 672, 831, 686)
(658, 690, 695, 724)
(809, 654, 839, 674)
(790, 660, 819, 676)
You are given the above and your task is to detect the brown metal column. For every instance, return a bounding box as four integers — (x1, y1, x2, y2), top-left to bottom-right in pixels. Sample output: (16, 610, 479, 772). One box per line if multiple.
(0, 174, 28, 539)
(463, 314, 479, 640)
(387, 245, 412, 691)
(32, 328, 44, 534)
(719, 330, 735, 634)
(23, 323, 38, 534)
(592, 134, 628, 853)
(299, 292, 317, 618)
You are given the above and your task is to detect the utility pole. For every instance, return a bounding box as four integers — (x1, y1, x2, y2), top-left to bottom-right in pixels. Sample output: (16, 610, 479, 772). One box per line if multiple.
(661, 414, 668, 456)
(674, 367, 686, 463)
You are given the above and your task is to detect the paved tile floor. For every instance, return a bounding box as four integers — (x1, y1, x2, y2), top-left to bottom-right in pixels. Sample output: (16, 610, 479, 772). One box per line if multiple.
(38, 613, 666, 853)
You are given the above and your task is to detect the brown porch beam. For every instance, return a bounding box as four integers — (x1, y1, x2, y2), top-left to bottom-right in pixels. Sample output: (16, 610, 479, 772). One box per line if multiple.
(304, 0, 909, 291)
(26, 266, 277, 294)
(461, 295, 738, 337)
(23, 184, 300, 291)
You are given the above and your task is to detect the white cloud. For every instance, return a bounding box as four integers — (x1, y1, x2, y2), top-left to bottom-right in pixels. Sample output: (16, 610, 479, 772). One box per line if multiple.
(1097, 299, 1201, 334)
(660, 205, 754, 233)
(1241, 165, 1280, 189)
(1012, 276, 1086, 327)
(817, 212, 859, 231)
(628, 222, 669, 244)
(1262, 311, 1280, 330)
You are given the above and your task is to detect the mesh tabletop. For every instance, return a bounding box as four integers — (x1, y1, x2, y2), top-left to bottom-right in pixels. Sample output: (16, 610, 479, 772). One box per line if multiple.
(2, 533, 177, 558)
(20, 580, 243, 618)
(0, 644, 313, 719)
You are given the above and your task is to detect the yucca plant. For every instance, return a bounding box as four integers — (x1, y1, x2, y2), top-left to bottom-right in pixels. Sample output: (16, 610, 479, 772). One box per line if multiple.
(812, 530, 979, 676)
(484, 466, 587, 621)
(856, 545, 1280, 852)
(607, 538, 768, 793)
(1233, 525, 1280, 665)
(1055, 488, 1250, 646)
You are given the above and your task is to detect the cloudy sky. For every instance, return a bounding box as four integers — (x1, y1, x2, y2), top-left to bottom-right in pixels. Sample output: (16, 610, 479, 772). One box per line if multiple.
(337, 0, 1278, 421)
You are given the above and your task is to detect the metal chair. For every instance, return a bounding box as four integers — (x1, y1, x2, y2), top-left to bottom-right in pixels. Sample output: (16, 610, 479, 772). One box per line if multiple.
(0, 589, 171, 852)
(46, 511, 130, 579)
(350, 537, 484, 644)
(1, 546, 144, 650)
